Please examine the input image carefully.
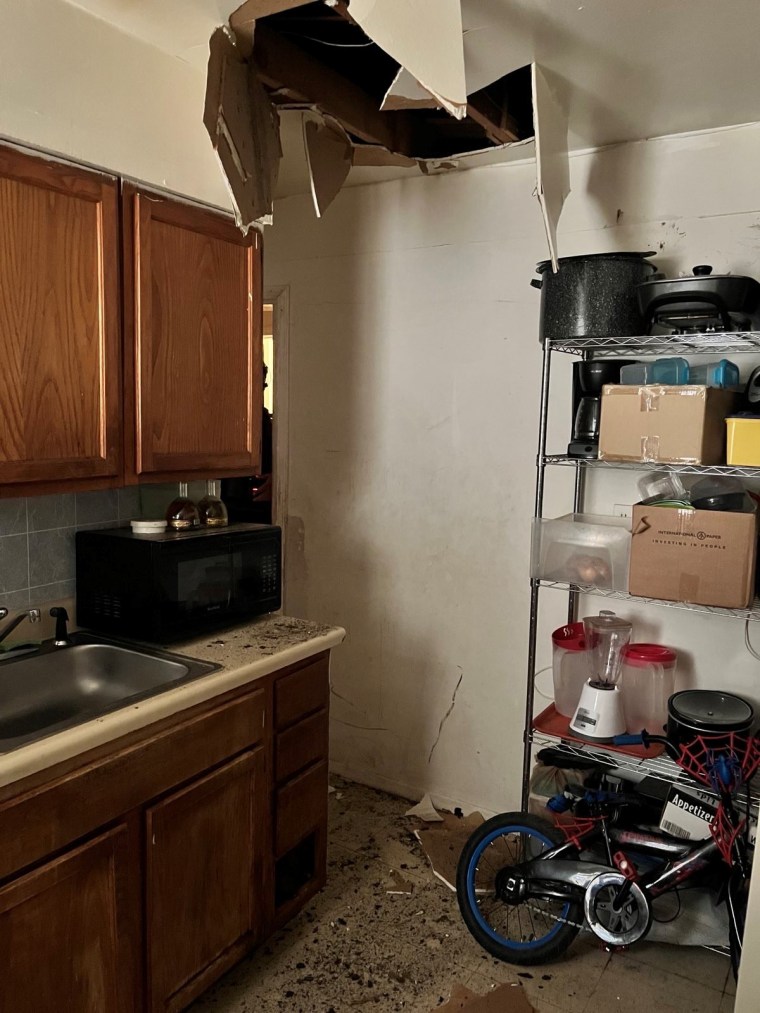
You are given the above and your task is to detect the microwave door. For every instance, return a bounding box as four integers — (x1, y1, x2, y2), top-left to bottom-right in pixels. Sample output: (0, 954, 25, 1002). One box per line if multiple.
(165, 544, 234, 621)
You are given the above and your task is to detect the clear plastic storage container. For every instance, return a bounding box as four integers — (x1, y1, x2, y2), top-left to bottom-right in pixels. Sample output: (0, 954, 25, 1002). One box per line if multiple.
(619, 358, 689, 385)
(550, 622, 589, 718)
(619, 362, 651, 385)
(530, 513, 632, 591)
(620, 643, 677, 734)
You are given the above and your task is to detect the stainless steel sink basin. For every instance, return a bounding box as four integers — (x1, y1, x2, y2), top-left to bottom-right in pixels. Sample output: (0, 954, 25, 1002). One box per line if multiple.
(0, 634, 220, 752)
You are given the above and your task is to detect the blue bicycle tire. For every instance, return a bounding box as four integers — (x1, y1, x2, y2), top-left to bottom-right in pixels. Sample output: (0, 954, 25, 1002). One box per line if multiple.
(456, 811, 583, 965)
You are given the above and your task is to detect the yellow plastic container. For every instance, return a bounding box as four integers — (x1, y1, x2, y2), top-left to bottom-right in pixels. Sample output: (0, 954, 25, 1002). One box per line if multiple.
(726, 417, 760, 466)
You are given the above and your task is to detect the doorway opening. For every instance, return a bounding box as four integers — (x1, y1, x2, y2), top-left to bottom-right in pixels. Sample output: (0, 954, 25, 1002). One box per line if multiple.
(220, 301, 278, 526)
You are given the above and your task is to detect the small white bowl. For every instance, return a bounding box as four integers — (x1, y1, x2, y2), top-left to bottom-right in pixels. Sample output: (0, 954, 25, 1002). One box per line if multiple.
(130, 519, 167, 534)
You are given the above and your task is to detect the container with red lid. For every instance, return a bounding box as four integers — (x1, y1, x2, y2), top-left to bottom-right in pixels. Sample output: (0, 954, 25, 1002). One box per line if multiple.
(620, 643, 677, 734)
(551, 622, 590, 718)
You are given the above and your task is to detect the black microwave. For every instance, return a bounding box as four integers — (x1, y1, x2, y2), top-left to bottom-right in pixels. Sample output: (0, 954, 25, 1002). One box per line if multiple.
(76, 523, 281, 643)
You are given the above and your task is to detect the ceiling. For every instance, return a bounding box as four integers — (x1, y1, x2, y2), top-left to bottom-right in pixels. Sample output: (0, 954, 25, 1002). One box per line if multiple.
(64, 0, 760, 197)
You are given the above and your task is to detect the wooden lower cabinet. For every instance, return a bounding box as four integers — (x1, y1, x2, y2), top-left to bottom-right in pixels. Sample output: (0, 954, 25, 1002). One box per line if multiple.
(146, 751, 264, 1013)
(0, 651, 331, 1012)
(0, 826, 136, 1013)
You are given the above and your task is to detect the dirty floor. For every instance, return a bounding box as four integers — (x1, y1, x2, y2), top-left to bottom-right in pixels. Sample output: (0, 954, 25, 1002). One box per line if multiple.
(191, 777, 736, 1013)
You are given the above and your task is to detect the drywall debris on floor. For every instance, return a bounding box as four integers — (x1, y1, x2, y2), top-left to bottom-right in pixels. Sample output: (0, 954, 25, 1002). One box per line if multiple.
(435, 981, 535, 1012)
(415, 811, 485, 891)
(385, 868, 414, 895)
(405, 793, 444, 822)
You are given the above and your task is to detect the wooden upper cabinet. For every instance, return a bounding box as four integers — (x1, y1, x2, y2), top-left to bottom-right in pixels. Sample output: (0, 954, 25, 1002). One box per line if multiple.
(123, 187, 262, 480)
(0, 146, 121, 488)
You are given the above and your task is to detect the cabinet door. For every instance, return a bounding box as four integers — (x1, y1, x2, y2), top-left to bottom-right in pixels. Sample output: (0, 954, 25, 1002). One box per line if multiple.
(145, 750, 264, 1013)
(124, 187, 262, 479)
(0, 825, 136, 1013)
(0, 145, 121, 487)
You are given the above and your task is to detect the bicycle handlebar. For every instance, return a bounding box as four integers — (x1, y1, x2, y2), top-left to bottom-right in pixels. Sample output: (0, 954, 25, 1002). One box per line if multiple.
(612, 731, 680, 760)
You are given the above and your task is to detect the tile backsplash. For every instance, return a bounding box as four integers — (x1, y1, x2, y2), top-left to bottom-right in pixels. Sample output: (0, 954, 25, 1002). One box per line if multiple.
(0, 481, 219, 612)
(0, 487, 142, 610)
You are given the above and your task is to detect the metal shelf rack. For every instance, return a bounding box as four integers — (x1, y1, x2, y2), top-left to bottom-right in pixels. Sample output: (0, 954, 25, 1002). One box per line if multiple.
(545, 455, 760, 480)
(521, 330, 760, 809)
(549, 331, 760, 357)
(529, 727, 760, 813)
(538, 580, 760, 622)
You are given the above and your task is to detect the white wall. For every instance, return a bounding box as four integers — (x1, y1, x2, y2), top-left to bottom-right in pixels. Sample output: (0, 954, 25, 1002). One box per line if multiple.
(0, 0, 230, 208)
(265, 121, 760, 816)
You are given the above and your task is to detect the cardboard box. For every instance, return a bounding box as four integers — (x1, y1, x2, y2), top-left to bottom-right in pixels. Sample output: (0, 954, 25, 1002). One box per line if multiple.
(629, 503, 758, 608)
(599, 386, 738, 465)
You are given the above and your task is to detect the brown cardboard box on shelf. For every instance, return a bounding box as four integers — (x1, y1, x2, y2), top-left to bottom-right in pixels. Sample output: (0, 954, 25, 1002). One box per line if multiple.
(598, 386, 738, 465)
(629, 503, 758, 608)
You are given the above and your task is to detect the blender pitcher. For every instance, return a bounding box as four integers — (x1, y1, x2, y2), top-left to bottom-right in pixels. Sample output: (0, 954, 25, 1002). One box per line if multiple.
(570, 612, 632, 741)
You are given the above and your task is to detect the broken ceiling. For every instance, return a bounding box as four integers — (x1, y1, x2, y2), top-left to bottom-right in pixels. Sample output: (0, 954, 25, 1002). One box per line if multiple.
(205, 0, 568, 264)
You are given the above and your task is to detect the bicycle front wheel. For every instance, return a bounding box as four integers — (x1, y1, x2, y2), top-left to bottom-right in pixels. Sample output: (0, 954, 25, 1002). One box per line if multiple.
(456, 812, 583, 965)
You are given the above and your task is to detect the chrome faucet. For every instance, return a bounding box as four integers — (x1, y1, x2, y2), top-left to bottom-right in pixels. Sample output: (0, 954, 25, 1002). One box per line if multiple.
(0, 608, 41, 645)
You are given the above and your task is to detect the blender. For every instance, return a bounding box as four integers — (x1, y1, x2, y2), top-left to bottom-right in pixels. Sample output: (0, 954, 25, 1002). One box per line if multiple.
(570, 611, 632, 741)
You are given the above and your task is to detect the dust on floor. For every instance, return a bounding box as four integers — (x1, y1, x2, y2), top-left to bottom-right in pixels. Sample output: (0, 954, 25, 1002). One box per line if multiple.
(190, 777, 736, 1013)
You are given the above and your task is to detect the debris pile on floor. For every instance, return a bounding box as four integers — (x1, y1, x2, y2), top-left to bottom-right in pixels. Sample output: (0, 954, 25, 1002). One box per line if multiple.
(408, 796, 484, 892)
(436, 981, 535, 1012)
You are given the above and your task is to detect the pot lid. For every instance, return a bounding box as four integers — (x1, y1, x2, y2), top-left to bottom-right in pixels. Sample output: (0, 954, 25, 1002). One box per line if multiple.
(622, 643, 677, 666)
(669, 690, 753, 728)
(552, 622, 586, 651)
(637, 264, 759, 286)
(535, 251, 656, 273)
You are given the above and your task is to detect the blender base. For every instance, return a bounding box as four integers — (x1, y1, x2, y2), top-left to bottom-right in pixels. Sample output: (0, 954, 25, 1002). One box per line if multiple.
(570, 681, 627, 741)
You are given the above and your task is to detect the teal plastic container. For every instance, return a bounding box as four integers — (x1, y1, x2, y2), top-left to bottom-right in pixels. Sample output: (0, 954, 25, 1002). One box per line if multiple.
(650, 357, 690, 384)
(689, 359, 740, 388)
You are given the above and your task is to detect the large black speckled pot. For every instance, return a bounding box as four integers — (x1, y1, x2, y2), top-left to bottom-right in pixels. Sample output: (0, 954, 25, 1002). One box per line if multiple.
(532, 252, 657, 341)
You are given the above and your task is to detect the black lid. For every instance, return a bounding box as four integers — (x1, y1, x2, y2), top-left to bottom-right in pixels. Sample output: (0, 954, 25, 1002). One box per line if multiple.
(669, 690, 754, 731)
(536, 251, 656, 273)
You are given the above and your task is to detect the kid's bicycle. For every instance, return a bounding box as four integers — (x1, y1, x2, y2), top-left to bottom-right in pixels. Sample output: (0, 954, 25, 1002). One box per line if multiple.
(456, 730, 759, 979)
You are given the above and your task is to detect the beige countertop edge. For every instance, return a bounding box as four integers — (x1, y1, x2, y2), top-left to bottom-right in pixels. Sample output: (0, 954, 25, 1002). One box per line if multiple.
(0, 626, 346, 792)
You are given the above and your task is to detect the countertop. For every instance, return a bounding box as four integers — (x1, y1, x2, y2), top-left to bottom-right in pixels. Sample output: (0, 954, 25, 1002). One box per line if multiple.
(0, 614, 346, 792)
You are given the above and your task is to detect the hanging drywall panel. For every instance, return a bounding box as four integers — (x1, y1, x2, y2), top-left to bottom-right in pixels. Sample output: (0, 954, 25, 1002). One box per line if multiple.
(348, 0, 467, 119)
(204, 26, 282, 229)
(303, 114, 353, 217)
(228, 0, 313, 55)
(351, 145, 416, 168)
(381, 67, 440, 112)
(461, 0, 534, 95)
(532, 62, 570, 271)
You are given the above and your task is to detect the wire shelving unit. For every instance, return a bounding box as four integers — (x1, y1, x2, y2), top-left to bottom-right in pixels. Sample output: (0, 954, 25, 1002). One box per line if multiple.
(521, 330, 760, 809)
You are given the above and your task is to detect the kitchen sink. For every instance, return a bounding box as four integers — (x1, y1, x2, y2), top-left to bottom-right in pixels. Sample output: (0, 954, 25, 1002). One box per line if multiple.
(0, 634, 220, 753)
